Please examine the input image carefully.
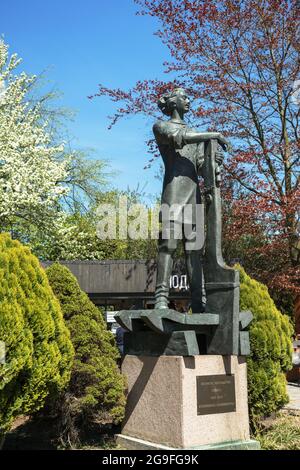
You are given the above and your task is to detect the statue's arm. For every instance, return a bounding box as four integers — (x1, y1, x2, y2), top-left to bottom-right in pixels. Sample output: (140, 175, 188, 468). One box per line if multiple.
(184, 131, 229, 151)
(153, 121, 230, 152)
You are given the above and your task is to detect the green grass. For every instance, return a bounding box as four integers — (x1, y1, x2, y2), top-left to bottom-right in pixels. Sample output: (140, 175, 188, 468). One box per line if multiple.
(254, 413, 300, 450)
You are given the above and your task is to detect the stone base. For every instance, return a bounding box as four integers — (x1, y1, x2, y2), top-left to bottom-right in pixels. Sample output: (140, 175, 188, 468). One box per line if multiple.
(117, 434, 260, 450)
(120, 355, 255, 449)
(124, 331, 207, 356)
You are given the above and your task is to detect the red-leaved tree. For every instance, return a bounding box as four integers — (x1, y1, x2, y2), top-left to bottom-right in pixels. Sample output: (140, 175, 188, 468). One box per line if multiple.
(90, 0, 300, 309)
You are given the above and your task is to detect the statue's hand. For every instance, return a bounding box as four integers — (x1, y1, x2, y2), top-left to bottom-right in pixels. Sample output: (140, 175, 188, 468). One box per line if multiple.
(215, 150, 224, 166)
(217, 134, 231, 152)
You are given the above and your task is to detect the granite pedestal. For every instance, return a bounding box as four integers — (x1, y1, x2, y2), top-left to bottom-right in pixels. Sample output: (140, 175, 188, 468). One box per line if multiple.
(117, 355, 259, 450)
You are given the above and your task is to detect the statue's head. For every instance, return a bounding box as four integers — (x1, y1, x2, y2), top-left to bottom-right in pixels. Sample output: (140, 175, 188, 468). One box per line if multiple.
(157, 88, 190, 116)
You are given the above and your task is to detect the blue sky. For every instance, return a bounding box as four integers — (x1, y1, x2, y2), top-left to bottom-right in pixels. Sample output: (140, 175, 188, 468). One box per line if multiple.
(1, 0, 169, 198)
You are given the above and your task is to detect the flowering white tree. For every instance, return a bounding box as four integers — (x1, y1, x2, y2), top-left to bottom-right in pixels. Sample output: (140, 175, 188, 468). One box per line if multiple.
(0, 40, 69, 233)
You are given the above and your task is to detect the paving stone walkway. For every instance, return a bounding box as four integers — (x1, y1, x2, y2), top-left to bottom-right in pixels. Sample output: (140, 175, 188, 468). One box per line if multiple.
(285, 383, 300, 411)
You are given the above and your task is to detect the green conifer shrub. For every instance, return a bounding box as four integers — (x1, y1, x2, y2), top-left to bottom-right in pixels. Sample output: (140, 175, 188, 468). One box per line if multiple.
(238, 266, 293, 422)
(0, 234, 74, 438)
(45, 263, 126, 445)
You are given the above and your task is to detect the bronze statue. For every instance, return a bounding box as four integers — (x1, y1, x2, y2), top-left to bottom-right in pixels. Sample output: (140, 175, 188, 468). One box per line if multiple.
(153, 88, 228, 312)
(116, 88, 253, 357)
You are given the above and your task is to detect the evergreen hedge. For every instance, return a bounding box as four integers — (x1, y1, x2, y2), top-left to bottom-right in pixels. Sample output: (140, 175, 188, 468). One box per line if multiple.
(0, 234, 74, 437)
(46, 263, 126, 445)
(238, 266, 293, 422)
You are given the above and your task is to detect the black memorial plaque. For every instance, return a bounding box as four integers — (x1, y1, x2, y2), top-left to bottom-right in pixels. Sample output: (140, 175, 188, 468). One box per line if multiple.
(196, 374, 236, 415)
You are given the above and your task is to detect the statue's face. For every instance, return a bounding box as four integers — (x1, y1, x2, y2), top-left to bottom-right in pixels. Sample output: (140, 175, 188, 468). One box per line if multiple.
(174, 91, 190, 114)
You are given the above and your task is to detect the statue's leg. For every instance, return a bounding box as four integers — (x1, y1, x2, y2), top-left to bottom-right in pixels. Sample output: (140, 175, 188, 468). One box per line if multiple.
(155, 222, 178, 309)
(184, 224, 206, 313)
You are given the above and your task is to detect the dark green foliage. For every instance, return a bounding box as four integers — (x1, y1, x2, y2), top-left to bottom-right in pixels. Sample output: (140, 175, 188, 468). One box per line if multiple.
(238, 266, 293, 422)
(46, 263, 126, 445)
(0, 234, 74, 437)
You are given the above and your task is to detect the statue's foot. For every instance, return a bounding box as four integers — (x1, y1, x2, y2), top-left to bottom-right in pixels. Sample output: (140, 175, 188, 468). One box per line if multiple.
(191, 302, 206, 313)
(154, 299, 169, 309)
